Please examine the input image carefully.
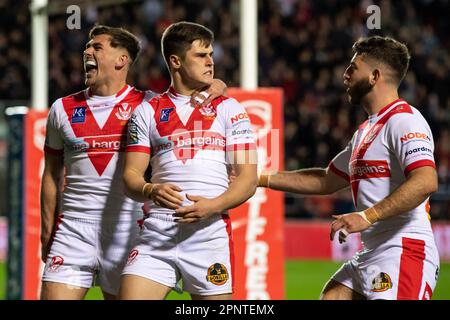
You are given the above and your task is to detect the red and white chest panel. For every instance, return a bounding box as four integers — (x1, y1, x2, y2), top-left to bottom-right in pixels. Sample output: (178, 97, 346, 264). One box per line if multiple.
(45, 85, 155, 221)
(127, 89, 255, 216)
(330, 99, 436, 242)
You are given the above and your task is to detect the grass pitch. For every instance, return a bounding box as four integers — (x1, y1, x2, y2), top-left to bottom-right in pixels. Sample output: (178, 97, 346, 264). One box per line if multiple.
(1, 260, 448, 300)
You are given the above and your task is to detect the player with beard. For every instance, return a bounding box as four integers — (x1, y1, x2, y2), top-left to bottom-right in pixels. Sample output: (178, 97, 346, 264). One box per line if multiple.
(258, 36, 440, 300)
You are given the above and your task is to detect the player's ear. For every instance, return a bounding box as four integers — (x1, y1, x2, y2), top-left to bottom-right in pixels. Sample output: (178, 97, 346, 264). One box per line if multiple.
(116, 54, 129, 69)
(169, 54, 182, 70)
(370, 69, 381, 85)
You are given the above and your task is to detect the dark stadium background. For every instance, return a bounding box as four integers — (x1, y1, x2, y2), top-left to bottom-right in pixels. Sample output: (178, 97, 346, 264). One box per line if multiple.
(0, 0, 448, 299)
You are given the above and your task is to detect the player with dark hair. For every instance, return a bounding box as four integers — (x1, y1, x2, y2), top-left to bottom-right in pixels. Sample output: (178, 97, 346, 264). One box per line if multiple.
(40, 25, 226, 300)
(119, 21, 257, 300)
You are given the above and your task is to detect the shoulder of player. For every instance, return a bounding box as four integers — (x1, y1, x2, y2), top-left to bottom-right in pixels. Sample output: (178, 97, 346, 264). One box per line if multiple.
(212, 96, 242, 112)
(58, 89, 87, 105)
(387, 104, 428, 126)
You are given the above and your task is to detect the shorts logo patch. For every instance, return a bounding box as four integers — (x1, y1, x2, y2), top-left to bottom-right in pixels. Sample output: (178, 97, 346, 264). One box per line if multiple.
(48, 256, 64, 273)
(126, 249, 139, 266)
(206, 263, 229, 286)
(72, 107, 86, 123)
(371, 272, 393, 292)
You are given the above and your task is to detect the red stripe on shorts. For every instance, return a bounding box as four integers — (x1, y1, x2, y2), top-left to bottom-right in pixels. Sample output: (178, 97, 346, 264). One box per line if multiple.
(222, 214, 235, 293)
(397, 237, 426, 300)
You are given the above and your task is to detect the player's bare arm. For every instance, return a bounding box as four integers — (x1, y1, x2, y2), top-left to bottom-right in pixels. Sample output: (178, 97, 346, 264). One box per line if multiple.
(40, 152, 64, 262)
(330, 166, 438, 241)
(123, 151, 183, 208)
(259, 166, 349, 195)
(174, 150, 258, 223)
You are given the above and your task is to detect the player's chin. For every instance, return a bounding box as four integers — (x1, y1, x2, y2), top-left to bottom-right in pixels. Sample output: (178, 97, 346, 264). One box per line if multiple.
(84, 76, 95, 87)
(202, 73, 214, 83)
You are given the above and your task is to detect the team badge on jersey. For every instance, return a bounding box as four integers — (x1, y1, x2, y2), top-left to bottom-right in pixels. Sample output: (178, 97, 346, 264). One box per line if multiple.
(371, 272, 393, 292)
(47, 256, 64, 273)
(115, 103, 132, 120)
(160, 107, 174, 122)
(199, 104, 217, 120)
(72, 107, 86, 124)
(206, 263, 229, 286)
(364, 124, 383, 144)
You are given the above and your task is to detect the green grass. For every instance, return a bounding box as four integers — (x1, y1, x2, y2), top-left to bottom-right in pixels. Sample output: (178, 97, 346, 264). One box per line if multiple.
(2, 260, 449, 300)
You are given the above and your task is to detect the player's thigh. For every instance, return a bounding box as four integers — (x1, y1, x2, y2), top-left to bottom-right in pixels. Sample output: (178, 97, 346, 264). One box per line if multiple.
(178, 215, 233, 296)
(41, 281, 89, 300)
(363, 236, 439, 300)
(42, 217, 97, 290)
(119, 274, 172, 300)
(97, 220, 140, 297)
(320, 279, 366, 300)
(119, 217, 181, 298)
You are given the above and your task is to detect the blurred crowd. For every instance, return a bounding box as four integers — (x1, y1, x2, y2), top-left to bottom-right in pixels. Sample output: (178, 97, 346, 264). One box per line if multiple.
(0, 0, 449, 218)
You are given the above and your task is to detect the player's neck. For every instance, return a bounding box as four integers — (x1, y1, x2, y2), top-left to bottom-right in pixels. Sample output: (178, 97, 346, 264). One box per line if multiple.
(89, 80, 127, 97)
(171, 76, 204, 96)
(362, 89, 399, 116)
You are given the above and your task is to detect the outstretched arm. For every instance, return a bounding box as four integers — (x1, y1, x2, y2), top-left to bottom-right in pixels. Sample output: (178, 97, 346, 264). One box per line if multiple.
(259, 166, 349, 195)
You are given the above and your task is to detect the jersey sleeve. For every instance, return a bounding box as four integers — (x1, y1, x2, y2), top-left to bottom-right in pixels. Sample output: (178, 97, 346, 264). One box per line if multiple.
(44, 100, 64, 155)
(223, 98, 256, 152)
(387, 113, 436, 176)
(126, 101, 152, 154)
(328, 134, 355, 183)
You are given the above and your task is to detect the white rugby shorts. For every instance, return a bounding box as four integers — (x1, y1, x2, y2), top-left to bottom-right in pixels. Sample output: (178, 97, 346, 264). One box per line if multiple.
(332, 233, 440, 300)
(42, 215, 139, 295)
(122, 213, 234, 296)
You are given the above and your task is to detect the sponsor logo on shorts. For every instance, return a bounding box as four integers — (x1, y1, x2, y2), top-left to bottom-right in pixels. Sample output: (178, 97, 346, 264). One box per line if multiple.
(126, 249, 139, 266)
(206, 263, 229, 286)
(371, 272, 393, 292)
(48, 256, 64, 273)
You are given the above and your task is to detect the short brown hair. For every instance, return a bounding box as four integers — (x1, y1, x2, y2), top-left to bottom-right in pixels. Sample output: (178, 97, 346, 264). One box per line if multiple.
(352, 36, 410, 85)
(89, 25, 141, 65)
(161, 21, 214, 69)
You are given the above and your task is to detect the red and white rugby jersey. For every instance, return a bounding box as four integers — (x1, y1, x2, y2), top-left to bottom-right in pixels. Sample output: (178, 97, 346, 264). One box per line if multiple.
(330, 99, 436, 242)
(126, 87, 256, 217)
(44, 85, 156, 222)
